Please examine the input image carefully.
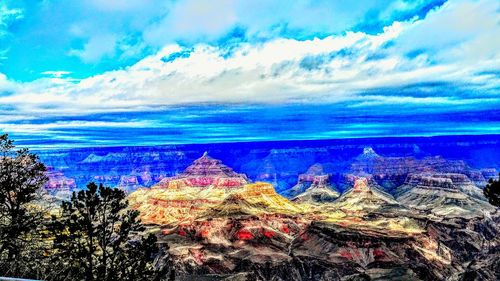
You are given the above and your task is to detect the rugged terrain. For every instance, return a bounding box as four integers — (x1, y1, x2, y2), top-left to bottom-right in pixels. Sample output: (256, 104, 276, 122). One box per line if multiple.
(122, 152, 499, 280)
(35, 136, 500, 280)
(39, 135, 500, 195)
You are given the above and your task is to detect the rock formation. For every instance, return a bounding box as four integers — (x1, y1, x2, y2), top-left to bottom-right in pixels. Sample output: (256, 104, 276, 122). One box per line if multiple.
(44, 167, 76, 201)
(291, 177, 340, 204)
(155, 152, 249, 189)
(396, 174, 495, 218)
(398, 173, 486, 200)
(35, 137, 500, 280)
(128, 153, 296, 225)
(45, 167, 76, 191)
(285, 164, 339, 202)
(333, 178, 404, 214)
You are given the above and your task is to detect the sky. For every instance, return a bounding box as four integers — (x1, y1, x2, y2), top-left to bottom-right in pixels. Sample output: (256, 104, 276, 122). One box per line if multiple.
(0, 0, 499, 149)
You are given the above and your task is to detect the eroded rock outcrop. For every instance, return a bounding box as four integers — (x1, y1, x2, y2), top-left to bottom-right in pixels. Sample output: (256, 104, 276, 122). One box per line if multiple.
(286, 164, 340, 204)
(396, 174, 495, 219)
(156, 152, 249, 189)
(349, 147, 492, 195)
(128, 153, 297, 225)
(290, 164, 340, 204)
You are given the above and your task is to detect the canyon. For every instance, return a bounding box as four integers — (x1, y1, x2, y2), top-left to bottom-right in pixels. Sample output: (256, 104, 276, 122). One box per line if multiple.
(37, 135, 499, 280)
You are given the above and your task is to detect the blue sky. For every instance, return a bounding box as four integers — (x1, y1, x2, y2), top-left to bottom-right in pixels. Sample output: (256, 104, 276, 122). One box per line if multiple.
(0, 0, 499, 148)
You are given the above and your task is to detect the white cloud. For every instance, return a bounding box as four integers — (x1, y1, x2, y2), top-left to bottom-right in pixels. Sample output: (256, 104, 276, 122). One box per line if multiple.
(41, 71, 72, 78)
(394, 0, 500, 63)
(0, 0, 499, 119)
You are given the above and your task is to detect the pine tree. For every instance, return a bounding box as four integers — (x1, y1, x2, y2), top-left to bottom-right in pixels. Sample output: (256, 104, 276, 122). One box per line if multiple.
(484, 173, 500, 207)
(49, 182, 172, 281)
(0, 134, 48, 277)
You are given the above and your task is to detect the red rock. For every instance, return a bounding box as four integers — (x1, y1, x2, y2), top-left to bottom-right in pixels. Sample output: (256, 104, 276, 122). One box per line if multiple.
(235, 230, 254, 240)
(281, 226, 290, 234)
(339, 249, 353, 259)
(373, 248, 385, 258)
(262, 230, 276, 239)
(155, 152, 249, 189)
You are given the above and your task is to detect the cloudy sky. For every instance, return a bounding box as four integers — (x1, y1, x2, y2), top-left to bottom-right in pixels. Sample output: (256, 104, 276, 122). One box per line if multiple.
(0, 0, 499, 149)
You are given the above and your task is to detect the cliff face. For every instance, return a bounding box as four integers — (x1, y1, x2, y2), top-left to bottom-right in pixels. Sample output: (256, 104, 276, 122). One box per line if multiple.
(128, 153, 298, 225)
(331, 178, 404, 214)
(286, 164, 340, 203)
(346, 147, 494, 195)
(396, 174, 495, 218)
(162, 176, 500, 280)
(155, 152, 250, 190)
(135, 166, 499, 280)
(284, 213, 500, 281)
(44, 167, 75, 201)
(35, 137, 500, 280)
(399, 173, 486, 200)
(45, 167, 76, 191)
(291, 181, 340, 204)
(40, 135, 500, 195)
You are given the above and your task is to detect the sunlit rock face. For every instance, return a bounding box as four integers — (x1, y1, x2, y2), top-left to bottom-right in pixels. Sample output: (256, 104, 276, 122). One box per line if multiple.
(37, 138, 500, 280)
(130, 156, 308, 276)
(128, 163, 500, 280)
(333, 178, 404, 215)
(162, 183, 307, 275)
(128, 153, 297, 225)
(281, 178, 500, 281)
(290, 221, 449, 280)
(155, 152, 249, 189)
(396, 174, 495, 218)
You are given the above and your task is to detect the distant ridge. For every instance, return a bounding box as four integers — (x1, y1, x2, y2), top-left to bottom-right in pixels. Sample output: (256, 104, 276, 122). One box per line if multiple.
(32, 133, 500, 152)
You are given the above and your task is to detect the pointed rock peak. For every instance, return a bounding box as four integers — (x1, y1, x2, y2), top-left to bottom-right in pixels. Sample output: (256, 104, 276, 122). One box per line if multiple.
(353, 178, 370, 192)
(196, 151, 214, 161)
(354, 147, 381, 162)
(156, 152, 250, 188)
(184, 153, 237, 177)
(363, 147, 379, 157)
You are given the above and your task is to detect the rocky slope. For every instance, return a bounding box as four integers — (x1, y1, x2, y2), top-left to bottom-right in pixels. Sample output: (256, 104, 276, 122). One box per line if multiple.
(128, 153, 298, 225)
(155, 152, 250, 190)
(163, 177, 500, 280)
(130, 154, 308, 278)
(291, 182, 340, 204)
(134, 165, 499, 281)
(35, 137, 500, 280)
(332, 178, 405, 214)
(345, 146, 500, 195)
(397, 173, 486, 200)
(396, 175, 495, 219)
(287, 164, 340, 204)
